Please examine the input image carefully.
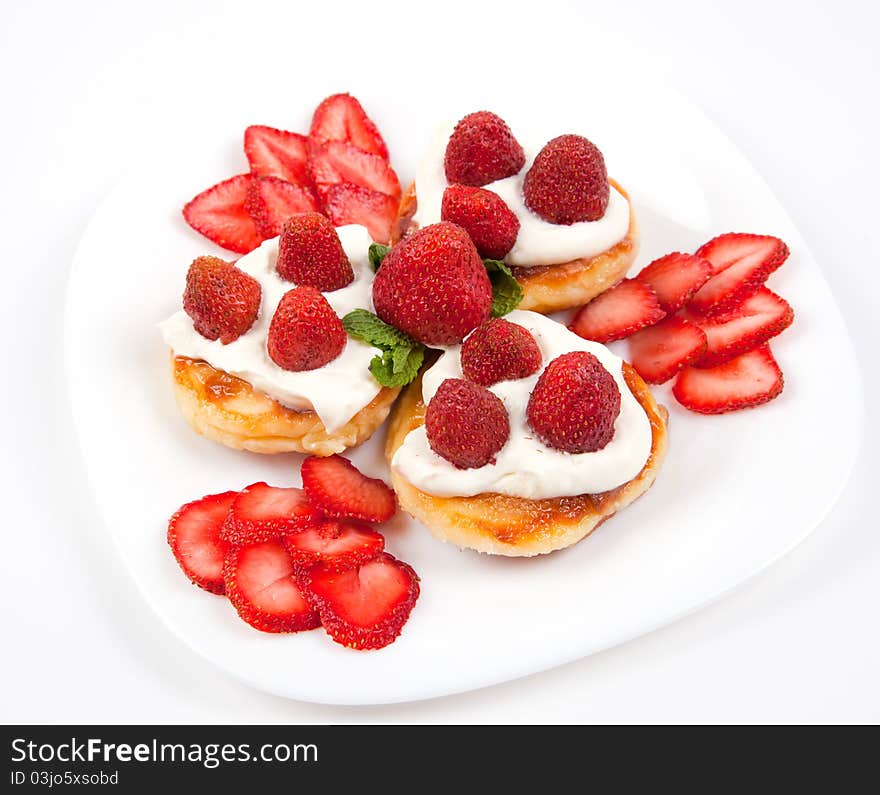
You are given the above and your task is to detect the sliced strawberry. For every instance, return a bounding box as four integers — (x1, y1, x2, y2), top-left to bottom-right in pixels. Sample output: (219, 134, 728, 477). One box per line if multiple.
(182, 174, 262, 254)
(628, 316, 707, 384)
(568, 279, 665, 343)
(689, 233, 789, 316)
(309, 93, 389, 159)
(308, 140, 400, 198)
(224, 539, 320, 633)
(244, 176, 319, 239)
(283, 520, 384, 573)
(673, 345, 784, 414)
(635, 252, 712, 313)
(244, 125, 312, 186)
(301, 455, 396, 523)
(320, 182, 397, 243)
(167, 491, 237, 594)
(687, 287, 794, 368)
(298, 553, 419, 650)
(220, 482, 320, 545)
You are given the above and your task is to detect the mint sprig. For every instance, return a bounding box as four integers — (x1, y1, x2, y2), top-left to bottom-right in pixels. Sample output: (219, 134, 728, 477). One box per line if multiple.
(342, 309, 424, 388)
(483, 258, 524, 317)
(368, 243, 390, 271)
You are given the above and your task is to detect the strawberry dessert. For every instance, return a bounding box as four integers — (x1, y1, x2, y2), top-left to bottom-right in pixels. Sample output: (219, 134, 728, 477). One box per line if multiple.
(162, 91, 799, 658)
(160, 218, 401, 455)
(387, 309, 668, 556)
(395, 111, 638, 314)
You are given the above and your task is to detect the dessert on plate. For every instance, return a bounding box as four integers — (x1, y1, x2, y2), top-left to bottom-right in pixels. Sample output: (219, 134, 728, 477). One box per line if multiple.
(161, 90, 798, 652)
(394, 111, 639, 314)
(386, 309, 668, 557)
(160, 216, 401, 455)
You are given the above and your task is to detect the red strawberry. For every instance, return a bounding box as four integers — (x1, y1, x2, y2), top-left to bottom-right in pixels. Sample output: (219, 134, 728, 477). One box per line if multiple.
(301, 455, 396, 523)
(182, 174, 262, 254)
(283, 520, 384, 573)
(308, 140, 400, 199)
(267, 286, 347, 372)
(372, 222, 493, 346)
(182, 255, 261, 344)
(167, 491, 237, 594)
(628, 316, 708, 384)
(444, 111, 525, 187)
(219, 482, 320, 545)
(673, 345, 784, 414)
(569, 280, 665, 343)
(244, 125, 312, 186)
(440, 185, 520, 260)
(523, 134, 609, 224)
(687, 287, 794, 368)
(275, 212, 354, 291)
(244, 176, 319, 239)
(635, 252, 713, 313)
(425, 378, 510, 469)
(460, 317, 542, 387)
(310, 93, 389, 159)
(688, 233, 790, 317)
(298, 553, 419, 650)
(224, 539, 320, 633)
(526, 351, 621, 453)
(320, 182, 398, 244)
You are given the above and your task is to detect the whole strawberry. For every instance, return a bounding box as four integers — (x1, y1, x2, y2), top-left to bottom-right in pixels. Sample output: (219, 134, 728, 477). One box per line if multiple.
(372, 222, 492, 346)
(441, 185, 520, 260)
(460, 318, 542, 387)
(425, 378, 510, 469)
(523, 134, 609, 224)
(276, 212, 354, 291)
(526, 351, 620, 453)
(267, 286, 346, 371)
(444, 111, 525, 187)
(183, 255, 261, 344)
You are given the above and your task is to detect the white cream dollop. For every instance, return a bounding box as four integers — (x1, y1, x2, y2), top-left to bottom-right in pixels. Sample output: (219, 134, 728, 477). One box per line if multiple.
(391, 310, 652, 499)
(159, 224, 382, 433)
(412, 123, 631, 268)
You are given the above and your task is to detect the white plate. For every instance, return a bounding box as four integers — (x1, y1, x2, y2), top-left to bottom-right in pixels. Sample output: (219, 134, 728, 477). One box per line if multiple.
(65, 59, 861, 705)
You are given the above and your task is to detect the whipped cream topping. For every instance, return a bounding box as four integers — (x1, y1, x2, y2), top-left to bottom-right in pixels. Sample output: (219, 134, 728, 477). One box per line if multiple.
(159, 224, 382, 433)
(412, 122, 631, 268)
(391, 310, 652, 499)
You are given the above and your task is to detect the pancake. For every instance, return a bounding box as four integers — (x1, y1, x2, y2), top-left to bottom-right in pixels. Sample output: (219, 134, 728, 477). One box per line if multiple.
(171, 355, 400, 456)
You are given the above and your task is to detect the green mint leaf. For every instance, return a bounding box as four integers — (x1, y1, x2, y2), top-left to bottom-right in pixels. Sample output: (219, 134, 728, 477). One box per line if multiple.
(368, 350, 394, 384)
(369, 346, 424, 388)
(484, 258, 524, 317)
(342, 309, 417, 350)
(368, 243, 390, 271)
(343, 309, 424, 388)
(391, 344, 412, 375)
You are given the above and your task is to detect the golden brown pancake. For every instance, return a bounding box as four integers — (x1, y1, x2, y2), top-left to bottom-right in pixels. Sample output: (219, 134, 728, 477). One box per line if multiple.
(171, 355, 400, 456)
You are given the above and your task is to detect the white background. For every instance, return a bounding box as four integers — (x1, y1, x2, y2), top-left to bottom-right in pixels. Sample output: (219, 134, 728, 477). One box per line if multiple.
(2, 0, 878, 724)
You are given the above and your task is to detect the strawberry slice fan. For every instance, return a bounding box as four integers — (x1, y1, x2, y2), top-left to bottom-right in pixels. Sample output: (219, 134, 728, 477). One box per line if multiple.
(183, 93, 401, 251)
(167, 455, 416, 651)
(569, 232, 792, 414)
